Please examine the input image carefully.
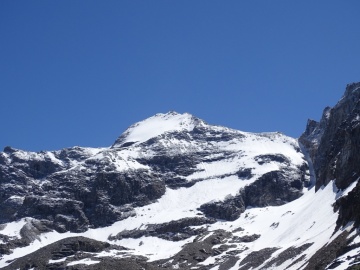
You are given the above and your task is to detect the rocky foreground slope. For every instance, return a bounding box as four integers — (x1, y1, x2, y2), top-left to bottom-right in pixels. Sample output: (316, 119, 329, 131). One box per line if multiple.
(0, 83, 360, 269)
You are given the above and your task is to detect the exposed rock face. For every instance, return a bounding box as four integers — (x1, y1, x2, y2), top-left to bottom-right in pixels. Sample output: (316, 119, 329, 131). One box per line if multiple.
(299, 107, 331, 162)
(0, 146, 166, 233)
(108, 217, 216, 242)
(302, 231, 350, 270)
(262, 243, 313, 268)
(238, 247, 279, 270)
(334, 181, 360, 229)
(1, 236, 112, 270)
(157, 229, 237, 269)
(242, 170, 306, 207)
(199, 169, 308, 221)
(300, 82, 360, 191)
(199, 195, 246, 221)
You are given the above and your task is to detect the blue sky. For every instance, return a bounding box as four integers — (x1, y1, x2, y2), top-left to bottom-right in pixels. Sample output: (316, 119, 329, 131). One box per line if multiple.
(1, 1, 360, 152)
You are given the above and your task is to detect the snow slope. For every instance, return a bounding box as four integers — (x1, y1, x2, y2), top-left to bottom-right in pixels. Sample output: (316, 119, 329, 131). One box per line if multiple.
(113, 112, 204, 146)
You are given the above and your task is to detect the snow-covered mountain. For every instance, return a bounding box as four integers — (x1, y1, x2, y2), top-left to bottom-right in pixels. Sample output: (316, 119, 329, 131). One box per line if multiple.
(1, 83, 360, 270)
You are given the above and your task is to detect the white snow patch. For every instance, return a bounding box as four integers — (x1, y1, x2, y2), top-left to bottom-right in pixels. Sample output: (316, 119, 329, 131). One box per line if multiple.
(114, 236, 194, 262)
(67, 258, 100, 266)
(199, 254, 218, 266)
(48, 257, 68, 264)
(85, 149, 149, 172)
(44, 151, 64, 166)
(6, 195, 25, 204)
(95, 249, 122, 258)
(0, 218, 28, 238)
(116, 112, 201, 145)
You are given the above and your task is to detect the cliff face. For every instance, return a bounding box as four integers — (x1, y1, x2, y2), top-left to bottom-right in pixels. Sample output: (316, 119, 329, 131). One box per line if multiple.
(299, 82, 360, 269)
(300, 82, 360, 191)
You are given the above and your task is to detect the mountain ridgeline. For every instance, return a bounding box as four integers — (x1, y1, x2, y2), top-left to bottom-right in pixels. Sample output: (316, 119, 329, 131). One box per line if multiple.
(0, 82, 360, 270)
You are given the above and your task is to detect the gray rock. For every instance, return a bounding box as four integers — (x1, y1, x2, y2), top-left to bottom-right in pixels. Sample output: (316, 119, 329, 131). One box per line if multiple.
(1, 236, 111, 270)
(300, 82, 360, 191)
(199, 168, 307, 221)
(109, 217, 216, 242)
(238, 247, 279, 270)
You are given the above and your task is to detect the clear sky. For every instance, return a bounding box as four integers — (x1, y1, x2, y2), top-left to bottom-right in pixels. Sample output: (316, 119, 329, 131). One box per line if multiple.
(1, 1, 360, 152)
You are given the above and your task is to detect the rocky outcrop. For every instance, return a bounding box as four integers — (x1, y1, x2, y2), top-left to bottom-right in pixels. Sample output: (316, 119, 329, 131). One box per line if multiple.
(158, 230, 235, 269)
(242, 170, 306, 207)
(238, 247, 279, 270)
(200, 169, 308, 221)
(263, 243, 313, 268)
(199, 195, 246, 221)
(0, 146, 165, 232)
(303, 231, 350, 270)
(137, 153, 200, 178)
(334, 181, 360, 229)
(299, 107, 331, 162)
(300, 82, 360, 191)
(109, 217, 216, 242)
(1, 236, 111, 270)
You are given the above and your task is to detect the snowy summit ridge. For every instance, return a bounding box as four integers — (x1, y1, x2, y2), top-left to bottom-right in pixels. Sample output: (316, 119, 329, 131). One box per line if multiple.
(112, 111, 205, 147)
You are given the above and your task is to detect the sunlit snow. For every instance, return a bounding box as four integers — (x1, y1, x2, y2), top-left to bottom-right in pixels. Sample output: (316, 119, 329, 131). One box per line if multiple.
(115, 112, 202, 145)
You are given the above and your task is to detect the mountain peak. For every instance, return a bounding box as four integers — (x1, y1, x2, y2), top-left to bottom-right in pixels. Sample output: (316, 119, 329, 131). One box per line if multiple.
(112, 111, 205, 147)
